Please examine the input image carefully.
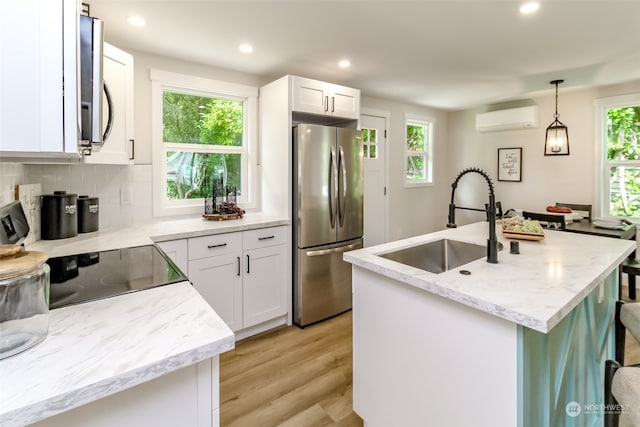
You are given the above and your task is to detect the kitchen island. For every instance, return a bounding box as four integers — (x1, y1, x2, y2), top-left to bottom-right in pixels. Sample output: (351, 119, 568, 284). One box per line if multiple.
(344, 222, 636, 427)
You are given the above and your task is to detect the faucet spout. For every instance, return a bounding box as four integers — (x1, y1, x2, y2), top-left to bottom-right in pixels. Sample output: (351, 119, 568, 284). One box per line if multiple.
(447, 167, 499, 264)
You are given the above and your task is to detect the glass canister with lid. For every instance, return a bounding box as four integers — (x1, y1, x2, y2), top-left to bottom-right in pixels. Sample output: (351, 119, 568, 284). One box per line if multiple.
(0, 244, 50, 359)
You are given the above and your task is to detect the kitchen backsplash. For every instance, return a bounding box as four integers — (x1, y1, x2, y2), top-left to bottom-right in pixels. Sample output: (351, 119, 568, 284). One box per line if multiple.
(0, 163, 153, 236)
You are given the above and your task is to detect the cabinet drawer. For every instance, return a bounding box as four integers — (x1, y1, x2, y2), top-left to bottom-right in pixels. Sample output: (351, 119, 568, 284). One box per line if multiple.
(188, 232, 242, 261)
(243, 227, 286, 250)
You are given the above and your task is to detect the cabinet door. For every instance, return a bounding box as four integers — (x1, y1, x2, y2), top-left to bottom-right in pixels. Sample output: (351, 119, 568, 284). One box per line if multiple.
(242, 245, 287, 328)
(0, 0, 79, 157)
(156, 240, 188, 275)
(329, 84, 360, 119)
(189, 254, 243, 332)
(291, 76, 328, 116)
(84, 43, 134, 164)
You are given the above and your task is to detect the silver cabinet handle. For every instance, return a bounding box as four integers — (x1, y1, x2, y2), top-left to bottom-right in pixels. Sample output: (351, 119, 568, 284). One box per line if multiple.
(258, 235, 275, 241)
(207, 243, 227, 249)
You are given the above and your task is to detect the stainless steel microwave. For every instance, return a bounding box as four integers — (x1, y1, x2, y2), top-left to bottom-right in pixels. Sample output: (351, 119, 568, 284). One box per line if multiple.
(79, 14, 112, 155)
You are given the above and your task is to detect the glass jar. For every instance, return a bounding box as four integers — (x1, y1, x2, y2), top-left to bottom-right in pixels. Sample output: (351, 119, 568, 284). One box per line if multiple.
(0, 248, 50, 359)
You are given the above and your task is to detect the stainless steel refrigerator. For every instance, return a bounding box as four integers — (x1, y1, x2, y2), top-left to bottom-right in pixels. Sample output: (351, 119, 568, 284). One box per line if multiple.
(293, 124, 364, 327)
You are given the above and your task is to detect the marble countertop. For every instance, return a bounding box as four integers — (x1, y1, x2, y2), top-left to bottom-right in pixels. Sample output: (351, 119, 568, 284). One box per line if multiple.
(344, 222, 636, 333)
(26, 214, 289, 257)
(0, 282, 234, 427)
(1, 214, 286, 426)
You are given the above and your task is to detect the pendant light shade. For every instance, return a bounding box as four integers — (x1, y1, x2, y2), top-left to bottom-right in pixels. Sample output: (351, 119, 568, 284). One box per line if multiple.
(544, 79, 570, 156)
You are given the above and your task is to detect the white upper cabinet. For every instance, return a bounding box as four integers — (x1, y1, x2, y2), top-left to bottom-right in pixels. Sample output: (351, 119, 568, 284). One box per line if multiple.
(84, 42, 134, 164)
(291, 76, 360, 120)
(0, 0, 80, 160)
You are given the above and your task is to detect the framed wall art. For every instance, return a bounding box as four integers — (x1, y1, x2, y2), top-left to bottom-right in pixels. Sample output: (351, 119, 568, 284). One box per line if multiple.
(497, 147, 522, 182)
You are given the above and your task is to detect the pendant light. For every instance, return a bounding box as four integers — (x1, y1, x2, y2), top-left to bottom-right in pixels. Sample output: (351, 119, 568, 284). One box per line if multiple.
(544, 79, 569, 155)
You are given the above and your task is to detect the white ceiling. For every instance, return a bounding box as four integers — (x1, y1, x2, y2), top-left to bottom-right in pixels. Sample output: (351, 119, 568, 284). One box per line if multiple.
(89, 0, 640, 111)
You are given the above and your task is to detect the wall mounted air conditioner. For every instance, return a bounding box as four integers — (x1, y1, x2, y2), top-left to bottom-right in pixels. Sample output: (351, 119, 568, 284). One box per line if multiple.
(475, 105, 539, 132)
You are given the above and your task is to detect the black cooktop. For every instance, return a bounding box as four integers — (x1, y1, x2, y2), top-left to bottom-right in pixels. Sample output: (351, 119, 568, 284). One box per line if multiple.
(46, 245, 188, 309)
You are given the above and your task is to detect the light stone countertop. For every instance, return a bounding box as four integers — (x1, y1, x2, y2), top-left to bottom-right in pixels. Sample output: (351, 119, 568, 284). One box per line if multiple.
(1, 214, 287, 426)
(0, 282, 235, 427)
(26, 214, 289, 257)
(343, 221, 636, 333)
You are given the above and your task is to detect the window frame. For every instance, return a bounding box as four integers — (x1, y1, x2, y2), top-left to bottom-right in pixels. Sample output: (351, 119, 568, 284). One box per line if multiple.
(403, 113, 434, 188)
(594, 92, 640, 221)
(150, 69, 258, 217)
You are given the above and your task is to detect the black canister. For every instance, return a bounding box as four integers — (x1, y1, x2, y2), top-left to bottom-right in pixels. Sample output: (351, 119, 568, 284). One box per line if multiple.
(77, 195, 99, 233)
(40, 191, 78, 240)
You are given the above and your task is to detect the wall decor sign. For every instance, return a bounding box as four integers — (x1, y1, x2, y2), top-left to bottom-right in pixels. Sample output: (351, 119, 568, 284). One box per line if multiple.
(497, 147, 522, 182)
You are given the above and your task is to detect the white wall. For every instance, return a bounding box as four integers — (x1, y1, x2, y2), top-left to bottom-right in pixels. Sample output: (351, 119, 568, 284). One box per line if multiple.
(361, 96, 449, 240)
(447, 79, 640, 226)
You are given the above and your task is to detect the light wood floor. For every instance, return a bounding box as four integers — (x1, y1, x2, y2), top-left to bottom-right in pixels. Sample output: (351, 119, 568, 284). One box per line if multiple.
(220, 296, 640, 427)
(219, 311, 363, 427)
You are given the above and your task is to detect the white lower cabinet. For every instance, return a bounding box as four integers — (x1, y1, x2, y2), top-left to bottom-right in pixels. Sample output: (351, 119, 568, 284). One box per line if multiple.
(156, 239, 189, 275)
(187, 226, 288, 334)
(32, 357, 220, 427)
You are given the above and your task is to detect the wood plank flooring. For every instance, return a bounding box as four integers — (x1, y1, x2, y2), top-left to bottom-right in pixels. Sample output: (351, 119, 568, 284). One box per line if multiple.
(219, 311, 363, 427)
(220, 295, 640, 427)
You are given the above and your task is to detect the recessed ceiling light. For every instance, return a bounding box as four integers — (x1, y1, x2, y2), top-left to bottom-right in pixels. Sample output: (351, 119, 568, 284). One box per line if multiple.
(338, 59, 351, 69)
(127, 16, 146, 26)
(239, 44, 254, 54)
(519, 2, 540, 15)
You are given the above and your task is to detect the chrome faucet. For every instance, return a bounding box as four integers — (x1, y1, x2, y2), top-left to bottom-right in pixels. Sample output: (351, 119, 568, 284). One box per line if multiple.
(446, 167, 499, 264)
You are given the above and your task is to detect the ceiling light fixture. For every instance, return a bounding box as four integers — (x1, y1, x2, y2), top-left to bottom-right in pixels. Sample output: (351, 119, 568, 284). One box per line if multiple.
(338, 59, 351, 69)
(519, 2, 540, 15)
(239, 44, 253, 54)
(544, 79, 570, 156)
(127, 16, 146, 27)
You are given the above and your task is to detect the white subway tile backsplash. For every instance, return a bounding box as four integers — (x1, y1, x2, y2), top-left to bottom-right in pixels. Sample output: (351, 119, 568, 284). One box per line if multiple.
(21, 163, 154, 235)
(0, 163, 27, 206)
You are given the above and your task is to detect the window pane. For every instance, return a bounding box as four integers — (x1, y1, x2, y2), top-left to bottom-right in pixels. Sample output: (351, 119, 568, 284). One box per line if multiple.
(406, 155, 426, 181)
(370, 145, 377, 159)
(362, 128, 370, 142)
(407, 124, 424, 151)
(607, 107, 640, 161)
(370, 128, 377, 142)
(609, 166, 640, 217)
(166, 151, 241, 200)
(163, 91, 243, 146)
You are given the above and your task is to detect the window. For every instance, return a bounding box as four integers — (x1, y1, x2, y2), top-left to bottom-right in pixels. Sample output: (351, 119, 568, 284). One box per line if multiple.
(151, 70, 257, 216)
(362, 126, 378, 159)
(595, 94, 640, 219)
(404, 115, 434, 186)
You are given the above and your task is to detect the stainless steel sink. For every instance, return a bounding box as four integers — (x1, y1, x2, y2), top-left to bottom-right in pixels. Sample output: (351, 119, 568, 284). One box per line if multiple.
(378, 239, 488, 273)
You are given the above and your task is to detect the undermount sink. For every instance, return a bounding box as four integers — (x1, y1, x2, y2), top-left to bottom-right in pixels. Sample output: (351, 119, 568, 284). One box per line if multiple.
(378, 239, 489, 274)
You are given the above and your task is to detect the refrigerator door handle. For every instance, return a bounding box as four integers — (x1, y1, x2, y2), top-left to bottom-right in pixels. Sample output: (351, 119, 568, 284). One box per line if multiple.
(338, 146, 347, 227)
(329, 147, 338, 229)
(306, 242, 361, 257)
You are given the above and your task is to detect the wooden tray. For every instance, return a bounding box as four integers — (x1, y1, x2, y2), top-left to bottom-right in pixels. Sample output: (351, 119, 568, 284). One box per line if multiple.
(202, 213, 240, 221)
(502, 230, 545, 241)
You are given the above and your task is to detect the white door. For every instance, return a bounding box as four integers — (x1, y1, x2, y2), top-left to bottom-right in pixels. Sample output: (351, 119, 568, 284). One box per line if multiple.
(242, 245, 287, 328)
(188, 254, 243, 332)
(361, 112, 388, 247)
